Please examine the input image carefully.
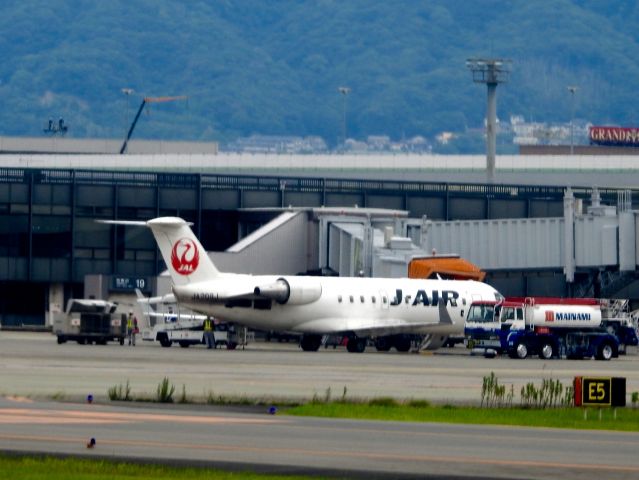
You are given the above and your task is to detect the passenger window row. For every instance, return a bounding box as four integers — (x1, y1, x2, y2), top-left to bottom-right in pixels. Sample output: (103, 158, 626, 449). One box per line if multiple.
(337, 295, 386, 304)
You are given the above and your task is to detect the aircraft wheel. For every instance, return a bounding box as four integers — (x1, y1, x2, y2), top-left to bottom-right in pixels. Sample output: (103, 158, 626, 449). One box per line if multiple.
(300, 334, 322, 352)
(374, 337, 392, 352)
(394, 335, 411, 352)
(347, 337, 366, 353)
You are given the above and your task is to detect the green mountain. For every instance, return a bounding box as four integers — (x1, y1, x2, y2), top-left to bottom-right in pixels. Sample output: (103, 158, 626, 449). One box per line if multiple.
(1, 0, 638, 149)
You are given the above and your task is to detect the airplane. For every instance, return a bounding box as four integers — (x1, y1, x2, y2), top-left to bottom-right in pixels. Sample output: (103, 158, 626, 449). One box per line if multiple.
(107, 216, 503, 353)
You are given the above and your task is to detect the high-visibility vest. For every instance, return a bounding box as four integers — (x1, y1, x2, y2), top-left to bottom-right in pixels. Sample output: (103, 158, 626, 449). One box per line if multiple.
(204, 318, 213, 331)
(127, 315, 133, 329)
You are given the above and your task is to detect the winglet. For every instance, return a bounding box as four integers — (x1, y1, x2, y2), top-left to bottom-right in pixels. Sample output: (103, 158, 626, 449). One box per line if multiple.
(437, 298, 454, 325)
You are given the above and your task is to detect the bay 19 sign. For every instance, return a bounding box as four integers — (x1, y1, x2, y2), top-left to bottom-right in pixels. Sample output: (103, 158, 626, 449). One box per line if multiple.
(111, 276, 149, 293)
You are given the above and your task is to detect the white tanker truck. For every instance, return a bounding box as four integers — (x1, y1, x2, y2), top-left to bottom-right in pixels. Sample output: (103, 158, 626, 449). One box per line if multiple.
(465, 297, 639, 360)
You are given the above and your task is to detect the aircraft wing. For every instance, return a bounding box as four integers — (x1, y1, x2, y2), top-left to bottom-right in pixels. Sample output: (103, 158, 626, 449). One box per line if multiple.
(346, 319, 451, 337)
(295, 301, 456, 337)
(293, 318, 452, 337)
(357, 300, 455, 335)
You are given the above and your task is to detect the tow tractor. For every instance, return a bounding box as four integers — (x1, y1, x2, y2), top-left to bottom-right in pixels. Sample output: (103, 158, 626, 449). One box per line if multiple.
(140, 311, 241, 349)
(136, 289, 243, 349)
(53, 299, 126, 345)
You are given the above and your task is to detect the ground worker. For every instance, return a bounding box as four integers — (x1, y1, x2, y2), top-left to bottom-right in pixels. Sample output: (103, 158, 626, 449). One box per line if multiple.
(203, 316, 214, 349)
(127, 311, 138, 346)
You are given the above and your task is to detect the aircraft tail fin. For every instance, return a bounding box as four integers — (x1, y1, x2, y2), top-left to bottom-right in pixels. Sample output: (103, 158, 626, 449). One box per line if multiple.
(146, 217, 221, 285)
(134, 287, 176, 306)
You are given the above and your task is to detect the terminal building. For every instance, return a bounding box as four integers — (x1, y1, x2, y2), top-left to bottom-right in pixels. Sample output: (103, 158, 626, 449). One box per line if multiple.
(1, 138, 639, 327)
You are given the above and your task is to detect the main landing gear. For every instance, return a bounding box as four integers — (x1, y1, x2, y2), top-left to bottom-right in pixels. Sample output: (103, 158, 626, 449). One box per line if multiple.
(300, 334, 368, 353)
(300, 334, 322, 351)
(374, 334, 411, 352)
(346, 337, 366, 353)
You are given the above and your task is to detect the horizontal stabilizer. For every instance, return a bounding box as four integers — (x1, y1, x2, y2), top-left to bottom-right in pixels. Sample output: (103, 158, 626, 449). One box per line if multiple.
(135, 288, 176, 305)
(98, 219, 194, 227)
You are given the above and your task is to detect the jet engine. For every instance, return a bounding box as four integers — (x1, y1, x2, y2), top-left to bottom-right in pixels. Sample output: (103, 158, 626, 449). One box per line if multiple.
(254, 277, 322, 305)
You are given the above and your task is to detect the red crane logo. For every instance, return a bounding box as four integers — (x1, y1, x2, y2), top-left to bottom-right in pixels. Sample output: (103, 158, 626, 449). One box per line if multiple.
(171, 238, 200, 275)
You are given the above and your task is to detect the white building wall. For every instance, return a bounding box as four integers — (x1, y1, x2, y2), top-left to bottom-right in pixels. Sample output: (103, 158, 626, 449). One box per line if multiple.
(3, 152, 639, 173)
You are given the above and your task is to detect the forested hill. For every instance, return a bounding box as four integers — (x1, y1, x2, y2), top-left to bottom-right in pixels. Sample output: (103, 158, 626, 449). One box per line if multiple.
(1, 0, 639, 148)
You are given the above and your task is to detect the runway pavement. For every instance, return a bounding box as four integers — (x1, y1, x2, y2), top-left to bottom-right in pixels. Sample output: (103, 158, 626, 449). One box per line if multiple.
(2, 331, 639, 404)
(1, 397, 638, 480)
(1, 331, 639, 479)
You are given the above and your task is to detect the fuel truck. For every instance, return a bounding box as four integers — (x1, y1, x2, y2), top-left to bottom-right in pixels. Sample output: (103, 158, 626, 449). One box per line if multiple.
(465, 297, 638, 360)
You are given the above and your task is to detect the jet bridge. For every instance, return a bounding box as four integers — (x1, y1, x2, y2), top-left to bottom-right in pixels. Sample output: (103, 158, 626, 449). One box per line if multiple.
(313, 188, 639, 298)
(149, 190, 639, 300)
(417, 189, 639, 297)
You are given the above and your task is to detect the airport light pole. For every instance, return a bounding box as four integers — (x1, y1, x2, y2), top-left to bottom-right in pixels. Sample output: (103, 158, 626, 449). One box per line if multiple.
(466, 58, 511, 183)
(338, 86, 351, 148)
(567, 85, 578, 155)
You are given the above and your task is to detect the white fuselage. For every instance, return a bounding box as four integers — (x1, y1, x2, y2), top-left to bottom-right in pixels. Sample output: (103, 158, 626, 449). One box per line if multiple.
(139, 215, 501, 340)
(172, 275, 499, 336)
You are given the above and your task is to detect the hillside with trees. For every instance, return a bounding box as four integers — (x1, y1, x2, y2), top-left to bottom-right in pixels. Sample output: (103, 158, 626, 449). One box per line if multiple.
(1, 0, 638, 151)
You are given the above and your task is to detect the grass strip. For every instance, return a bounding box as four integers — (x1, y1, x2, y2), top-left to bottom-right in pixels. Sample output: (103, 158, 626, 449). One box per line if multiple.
(0, 454, 320, 480)
(285, 402, 639, 432)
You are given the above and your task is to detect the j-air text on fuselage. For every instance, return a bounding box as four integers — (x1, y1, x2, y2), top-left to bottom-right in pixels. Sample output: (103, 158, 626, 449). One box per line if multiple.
(103, 217, 502, 353)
